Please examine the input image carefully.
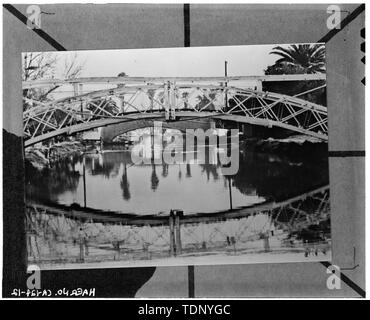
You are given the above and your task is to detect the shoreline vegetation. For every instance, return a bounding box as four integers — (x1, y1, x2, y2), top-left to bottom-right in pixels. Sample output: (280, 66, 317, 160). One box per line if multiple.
(25, 140, 96, 170)
(24, 44, 327, 172)
(25, 133, 327, 171)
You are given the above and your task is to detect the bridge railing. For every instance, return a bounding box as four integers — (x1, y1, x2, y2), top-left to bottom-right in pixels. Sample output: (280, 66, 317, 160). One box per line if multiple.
(25, 185, 330, 265)
(23, 76, 328, 146)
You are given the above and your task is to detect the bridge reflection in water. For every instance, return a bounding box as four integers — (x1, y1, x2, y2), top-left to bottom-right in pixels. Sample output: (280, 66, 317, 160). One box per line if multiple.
(26, 185, 330, 267)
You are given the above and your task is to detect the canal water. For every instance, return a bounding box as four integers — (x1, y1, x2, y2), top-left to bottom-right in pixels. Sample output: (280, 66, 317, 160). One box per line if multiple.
(25, 130, 329, 216)
(25, 129, 331, 266)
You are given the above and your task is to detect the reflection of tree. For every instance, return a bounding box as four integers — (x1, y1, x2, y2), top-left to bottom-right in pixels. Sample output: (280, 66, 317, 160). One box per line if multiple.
(120, 164, 131, 201)
(231, 148, 329, 201)
(25, 155, 81, 202)
(186, 164, 192, 178)
(178, 165, 182, 180)
(199, 163, 219, 181)
(82, 152, 122, 179)
(198, 145, 219, 181)
(88, 160, 115, 178)
(161, 163, 169, 178)
(151, 165, 159, 191)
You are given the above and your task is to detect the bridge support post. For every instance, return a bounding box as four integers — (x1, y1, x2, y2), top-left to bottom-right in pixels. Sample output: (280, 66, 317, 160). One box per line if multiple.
(82, 157, 87, 208)
(263, 232, 270, 252)
(78, 237, 85, 262)
(73, 83, 83, 96)
(164, 81, 170, 121)
(169, 210, 183, 256)
(164, 81, 176, 121)
(175, 211, 183, 255)
(169, 81, 176, 120)
(169, 210, 176, 256)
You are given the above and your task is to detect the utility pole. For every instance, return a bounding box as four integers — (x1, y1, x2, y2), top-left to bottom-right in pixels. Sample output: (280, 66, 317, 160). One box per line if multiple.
(83, 156, 87, 208)
(224, 61, 228, 110)
(225, 61, 233, 211)
(174, 210, 183, 255)
(228, 178, 233, 210)
(169, 210, 176, 256)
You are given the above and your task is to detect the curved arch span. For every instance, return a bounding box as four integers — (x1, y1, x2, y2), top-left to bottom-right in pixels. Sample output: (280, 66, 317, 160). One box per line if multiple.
(24, 110, 328, 147)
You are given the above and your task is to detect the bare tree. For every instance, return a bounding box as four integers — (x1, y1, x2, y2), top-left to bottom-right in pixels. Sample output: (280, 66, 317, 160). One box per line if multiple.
(23, 52, 85, 108)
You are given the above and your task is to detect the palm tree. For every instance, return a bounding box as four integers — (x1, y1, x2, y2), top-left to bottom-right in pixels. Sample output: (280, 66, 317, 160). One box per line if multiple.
(269, 44, 325, 74)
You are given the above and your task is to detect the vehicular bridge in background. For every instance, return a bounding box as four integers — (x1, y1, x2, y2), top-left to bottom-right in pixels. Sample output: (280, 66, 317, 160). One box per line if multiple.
(22, 74, 327, 147)
(100, 118, 214, 144)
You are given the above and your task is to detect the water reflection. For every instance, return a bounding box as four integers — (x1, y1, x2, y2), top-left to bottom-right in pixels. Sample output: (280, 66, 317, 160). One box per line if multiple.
(25, 130, 330, 266)
(120, 163, 131, 200)
(26, 185, 331, 267)
(26, 133, 329, 215)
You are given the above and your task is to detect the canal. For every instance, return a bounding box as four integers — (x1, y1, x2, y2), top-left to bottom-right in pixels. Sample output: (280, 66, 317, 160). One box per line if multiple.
(25, 128, 331, 267)
(25, 129, 329, 216)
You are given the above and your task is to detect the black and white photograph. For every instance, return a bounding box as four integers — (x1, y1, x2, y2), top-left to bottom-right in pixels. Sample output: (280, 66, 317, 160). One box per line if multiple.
(23, 44, 330, 269)
(2, 2, 365, 300)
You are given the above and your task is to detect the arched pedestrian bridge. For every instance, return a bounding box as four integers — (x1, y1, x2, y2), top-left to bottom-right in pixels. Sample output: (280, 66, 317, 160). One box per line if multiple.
(23, 75, 327, 147)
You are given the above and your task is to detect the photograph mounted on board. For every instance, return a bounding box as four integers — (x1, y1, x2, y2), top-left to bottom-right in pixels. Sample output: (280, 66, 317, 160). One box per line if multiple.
(23, 43, 330, 270)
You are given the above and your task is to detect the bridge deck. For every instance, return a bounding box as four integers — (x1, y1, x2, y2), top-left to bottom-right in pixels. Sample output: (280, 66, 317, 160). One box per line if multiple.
(22, 74, 326, 89)
(23, 76, 328, 146)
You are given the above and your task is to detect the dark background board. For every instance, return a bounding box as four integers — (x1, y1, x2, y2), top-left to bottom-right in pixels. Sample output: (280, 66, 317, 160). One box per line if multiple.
(2, 3, 365, 298)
